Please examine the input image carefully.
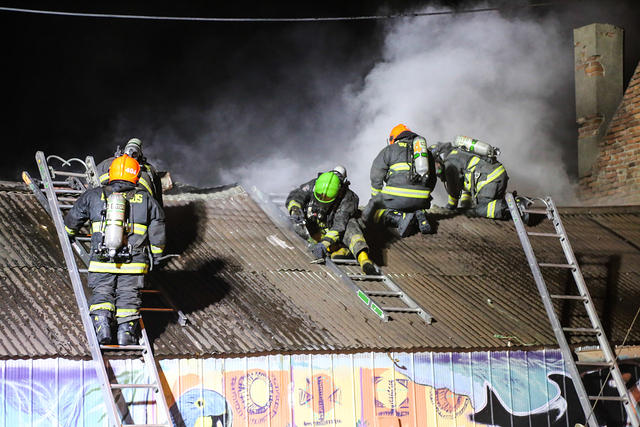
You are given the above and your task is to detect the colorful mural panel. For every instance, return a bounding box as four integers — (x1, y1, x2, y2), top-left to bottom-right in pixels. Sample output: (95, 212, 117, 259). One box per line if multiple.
(0, 350, 635, 426)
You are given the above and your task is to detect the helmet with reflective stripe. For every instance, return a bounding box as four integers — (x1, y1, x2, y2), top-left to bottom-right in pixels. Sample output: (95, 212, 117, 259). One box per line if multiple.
(109, 154, 140, 184)
(314, 172, 341, 203)
(389, 123, 410, 144)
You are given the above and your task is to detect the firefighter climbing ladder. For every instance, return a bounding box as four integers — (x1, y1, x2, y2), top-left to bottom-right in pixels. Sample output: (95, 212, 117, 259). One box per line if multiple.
(25, 151, 174, 427)
(506, 192, 640, 427)
(251, 187, 433, 324)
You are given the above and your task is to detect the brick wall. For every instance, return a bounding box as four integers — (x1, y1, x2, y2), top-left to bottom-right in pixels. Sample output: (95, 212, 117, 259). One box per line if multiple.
(579, 62, 640, 205)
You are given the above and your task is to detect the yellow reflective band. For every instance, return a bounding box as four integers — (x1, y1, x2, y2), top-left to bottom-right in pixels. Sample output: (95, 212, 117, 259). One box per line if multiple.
(150, 245, 164, 254)
(348, 235, 366, 254)
(467, 156, 480, 171)
(99, 173, 109, 183)
(324, 230, 339, 242)
(138, 177, 154, 196)
(92, 222, 103, 233)
(370, 187, 381, 196)
(487, 200, 497, 218)
(450, 149, 458, 154)
(380, 186, 431, 199)
(89, 261, 148, 274)
(127, 223, 147, 235)
(116, 308, 139, 317)
(476, 165, 506, 192)
(287, 200, 302, 212)
(389, 162, 411, 171)
(65, 225, 77, 235)
(373, 209, 386, 223)
(448, 195, 458, 206)
(460, 192, 471, 201)
(90, 302, 115, 312)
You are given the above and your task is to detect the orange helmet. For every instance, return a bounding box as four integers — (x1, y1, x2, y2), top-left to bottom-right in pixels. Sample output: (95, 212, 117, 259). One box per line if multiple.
(389, 123, 410, 144)
(109, 154, 140, 184)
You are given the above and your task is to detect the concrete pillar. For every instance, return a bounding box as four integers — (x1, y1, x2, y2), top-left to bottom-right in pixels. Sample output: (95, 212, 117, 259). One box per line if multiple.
(574, 23, 623, 177)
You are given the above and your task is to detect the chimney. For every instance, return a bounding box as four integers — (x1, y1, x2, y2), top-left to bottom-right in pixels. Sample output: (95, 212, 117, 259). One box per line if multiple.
(573, 23, 623, 178)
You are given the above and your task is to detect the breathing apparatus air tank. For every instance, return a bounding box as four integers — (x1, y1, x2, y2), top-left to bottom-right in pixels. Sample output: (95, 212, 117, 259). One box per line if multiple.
(454, 135, 500, 158)
(412, 136, 429, 177)
(103, 192, 127, 259)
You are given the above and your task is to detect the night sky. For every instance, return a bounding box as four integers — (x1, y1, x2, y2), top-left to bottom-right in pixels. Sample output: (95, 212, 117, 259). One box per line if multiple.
(2, 0, 640, 195)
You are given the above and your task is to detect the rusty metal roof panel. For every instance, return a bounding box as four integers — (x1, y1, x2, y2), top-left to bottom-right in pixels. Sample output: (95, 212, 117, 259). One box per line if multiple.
(2, 183, 640, 358)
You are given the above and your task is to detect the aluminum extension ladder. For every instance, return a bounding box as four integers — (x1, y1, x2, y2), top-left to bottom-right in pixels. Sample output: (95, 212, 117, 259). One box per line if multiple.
(24, 151, 174, 427)
(250, 187, 433, 324)
(506, 192, 639, 427)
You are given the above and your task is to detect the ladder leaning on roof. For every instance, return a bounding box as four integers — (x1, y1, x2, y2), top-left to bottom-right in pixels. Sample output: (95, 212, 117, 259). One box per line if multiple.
(250, 186, 434, 325)
(506, 192, 640, 427)
(23, 151, 174, 427)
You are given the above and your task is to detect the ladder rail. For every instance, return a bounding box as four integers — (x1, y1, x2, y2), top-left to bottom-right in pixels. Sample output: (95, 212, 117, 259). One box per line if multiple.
(506, 192, 639, 427)
(35, 151, 122, 427)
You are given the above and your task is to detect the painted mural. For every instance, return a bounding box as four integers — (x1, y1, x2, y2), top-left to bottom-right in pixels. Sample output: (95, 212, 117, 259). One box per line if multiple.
(0, 350, 636, 426)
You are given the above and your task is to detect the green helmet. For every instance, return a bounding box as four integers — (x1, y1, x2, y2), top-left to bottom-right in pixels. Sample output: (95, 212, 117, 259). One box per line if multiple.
(314, 172, 341, 203)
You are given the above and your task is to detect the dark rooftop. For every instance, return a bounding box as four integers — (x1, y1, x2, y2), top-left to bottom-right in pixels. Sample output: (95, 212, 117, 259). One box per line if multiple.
(1, 183, 639, 359)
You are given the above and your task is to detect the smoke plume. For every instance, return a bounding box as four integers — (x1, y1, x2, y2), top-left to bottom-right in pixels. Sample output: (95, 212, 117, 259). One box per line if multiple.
(124, 5, 593, 208)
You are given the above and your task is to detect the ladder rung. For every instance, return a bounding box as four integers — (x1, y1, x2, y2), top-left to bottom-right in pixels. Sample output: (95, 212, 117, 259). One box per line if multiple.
(140, 289, 162, 294)
(100, 344, 145, 351)
(563, 327, 600, 334)
(575, 361, 614, 367)
(365, 290, 403, 297)
(527, 232, 561, 238)
(331, 259, 359, 265)
(140, 308, 176, 312)
(589, 395, 628, 401)
(550, 294, 587, 301)
(347, 274, 385, 280)
(57, 197, 78, 203)
(59, 204, 74, 209)
(50, 170, 86, 178)
(539, 263, 575, 269)
(50, 180, 72, 186)
(111, 383, 157, 390)
(78, 269, 88, 273)
(522, 208, 549, 215)
(76, 236, 91, 241)
(381, 307, 421, 313)
(54, 188, 84, 194)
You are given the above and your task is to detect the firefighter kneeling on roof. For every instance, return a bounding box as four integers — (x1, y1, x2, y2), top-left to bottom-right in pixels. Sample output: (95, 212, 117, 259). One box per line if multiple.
(64, 154, 166, 345)
(286, 166, 377, 276)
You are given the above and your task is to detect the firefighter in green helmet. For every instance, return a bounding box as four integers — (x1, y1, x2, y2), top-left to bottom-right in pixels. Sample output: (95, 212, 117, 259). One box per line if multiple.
(286, 166, 376, 275)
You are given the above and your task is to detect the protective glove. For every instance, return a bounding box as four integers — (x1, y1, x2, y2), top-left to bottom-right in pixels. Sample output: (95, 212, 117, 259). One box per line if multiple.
(289, 207, 304, 223)
(311, 241, 330, 259)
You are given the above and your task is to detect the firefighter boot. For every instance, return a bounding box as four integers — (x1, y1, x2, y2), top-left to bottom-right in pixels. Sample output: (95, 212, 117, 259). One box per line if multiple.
(91, 314, 113, 345)
(357, 251, 377, 276)
(414, 210, 432, 234)
(117, 320, 140, 346)
(381, 210, 415, 237)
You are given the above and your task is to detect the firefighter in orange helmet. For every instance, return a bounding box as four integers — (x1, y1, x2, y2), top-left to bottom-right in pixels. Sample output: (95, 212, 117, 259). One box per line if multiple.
(362, 124, 437, 237)
(64, 154, 166, 346)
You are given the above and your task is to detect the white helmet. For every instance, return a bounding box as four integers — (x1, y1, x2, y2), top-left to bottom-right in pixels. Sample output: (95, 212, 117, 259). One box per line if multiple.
(332, 165, 347, 181)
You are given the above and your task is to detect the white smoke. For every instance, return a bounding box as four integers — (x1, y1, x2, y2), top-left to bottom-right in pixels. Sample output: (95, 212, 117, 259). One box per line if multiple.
(142, 6, 580, 206)
(343, 8, 578, 205)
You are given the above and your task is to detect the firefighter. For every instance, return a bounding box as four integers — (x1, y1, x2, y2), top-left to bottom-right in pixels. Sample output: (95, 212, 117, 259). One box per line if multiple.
(96, 138, 164, 206)
(64, 154, 166, 345)
(286, 166, 377, 275)
(430, 140, 539, 224)
(363, 124, 437, 237)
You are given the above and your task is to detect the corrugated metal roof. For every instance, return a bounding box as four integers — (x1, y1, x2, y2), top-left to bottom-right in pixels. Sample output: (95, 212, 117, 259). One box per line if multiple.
(1, 184, 639, 359)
